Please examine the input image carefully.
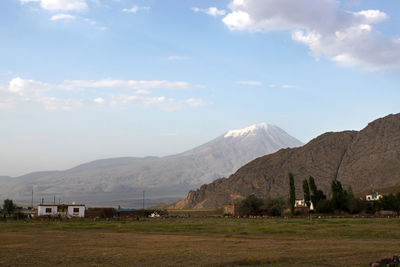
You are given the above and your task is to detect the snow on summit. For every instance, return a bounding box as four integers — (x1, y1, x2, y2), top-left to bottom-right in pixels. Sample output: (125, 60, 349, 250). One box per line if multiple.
(224, 123, 272, 138)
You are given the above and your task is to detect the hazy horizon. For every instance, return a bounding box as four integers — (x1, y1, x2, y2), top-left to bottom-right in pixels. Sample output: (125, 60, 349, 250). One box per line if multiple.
(2, 122, 305, 177)
(1, 0, 399, 177)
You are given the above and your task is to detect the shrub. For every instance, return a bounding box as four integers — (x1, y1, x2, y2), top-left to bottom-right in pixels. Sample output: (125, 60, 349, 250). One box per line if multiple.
(239, 195, 264, 214)
(3, 199, 16, 215)
(263, 197, 286, 216)
(316, 199, 334, 213)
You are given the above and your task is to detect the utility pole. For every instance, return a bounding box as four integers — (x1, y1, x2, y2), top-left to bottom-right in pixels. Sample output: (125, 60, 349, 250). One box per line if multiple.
(31, 188, 34, 210)
(142, 191, 145, 210)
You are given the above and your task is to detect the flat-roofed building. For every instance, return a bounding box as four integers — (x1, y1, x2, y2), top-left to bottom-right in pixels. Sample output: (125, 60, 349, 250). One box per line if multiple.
(37, 204, 85, 218)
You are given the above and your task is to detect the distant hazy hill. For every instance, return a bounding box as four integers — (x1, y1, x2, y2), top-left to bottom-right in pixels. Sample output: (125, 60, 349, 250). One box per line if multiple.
(172, 113, 400, 209)
(0, 123, 302, 206)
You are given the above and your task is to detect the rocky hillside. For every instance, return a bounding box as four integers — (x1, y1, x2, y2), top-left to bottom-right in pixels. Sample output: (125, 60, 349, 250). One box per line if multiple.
(173, 113, 400, 209)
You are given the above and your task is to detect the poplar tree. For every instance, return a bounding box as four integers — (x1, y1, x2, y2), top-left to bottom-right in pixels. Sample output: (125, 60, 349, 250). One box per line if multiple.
(289, 173, 296, 215)
(309, 176, 326, 208)
(303, 179, 311, 208)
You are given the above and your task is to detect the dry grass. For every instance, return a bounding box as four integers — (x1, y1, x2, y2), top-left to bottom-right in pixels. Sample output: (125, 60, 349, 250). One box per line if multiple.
(0, 217, 399, 266)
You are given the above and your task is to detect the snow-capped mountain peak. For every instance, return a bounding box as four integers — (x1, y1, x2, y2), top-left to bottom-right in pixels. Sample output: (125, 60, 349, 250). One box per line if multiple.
(224, 122, 271, 138)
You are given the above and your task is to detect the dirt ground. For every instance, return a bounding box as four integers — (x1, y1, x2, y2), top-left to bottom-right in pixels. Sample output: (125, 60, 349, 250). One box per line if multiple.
(0, 218, 399, 266)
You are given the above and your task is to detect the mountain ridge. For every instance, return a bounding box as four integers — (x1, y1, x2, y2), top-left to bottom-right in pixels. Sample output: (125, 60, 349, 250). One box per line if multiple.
(0, 123, 303, 206)
(172, 113, 400, 209)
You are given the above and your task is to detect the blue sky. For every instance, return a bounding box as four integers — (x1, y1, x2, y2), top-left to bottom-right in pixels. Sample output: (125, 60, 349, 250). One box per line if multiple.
(1, 0, 399, 176)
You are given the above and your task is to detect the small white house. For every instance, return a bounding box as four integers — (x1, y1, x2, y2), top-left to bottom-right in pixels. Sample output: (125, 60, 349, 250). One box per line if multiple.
(37, 204, 85, 218)
(365, 193, 383, 201)
(295, 199, 314, 211)
(67, 205, 85, 218)
(295, 199, 305, 207)
(38, 205, 58, 216)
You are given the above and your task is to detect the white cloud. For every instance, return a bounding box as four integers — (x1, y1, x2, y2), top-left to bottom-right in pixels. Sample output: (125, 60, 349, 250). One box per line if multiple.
(8, 77, 50, 97)
(3, 77, 203, 111)
(135, 89, 150, 95)
(281, 84, 296, 89)
(111, 95, 167, 108)
(222, 0, 400, 70)
(38, 96, 83, 110)
(185, 98, 204, 107)
(168, 56, 189, 61)
(206, 7, 226, 17)
(269, 84, 296, 88)
(83, 18, 96, 25)
(20, 1, 109, 30)
(222, 11, 252, 30)
(353, 10, 388, 24)
(20, 0, 40, 3)
(122, 5, 150, 13)
(50, 13, 76, 21)
(48, 15, 107, 30)
(59, 79, 199, 90)
(81, 17, 107, 30)
(237, 81, 262, 86)
(41, 0, 87, 12)
(6, 77, 83, 110)
(8, 78, 200, 92)
(20, 0, 88, 12)
(122, 6, 137, 13)
(93, 97, 105, 104)
(192, 7, 226, 17)
(111, 95, 204, 111)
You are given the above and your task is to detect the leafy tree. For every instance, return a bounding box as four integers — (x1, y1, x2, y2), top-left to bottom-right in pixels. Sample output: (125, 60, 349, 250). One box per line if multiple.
(331, 180, 350, 212)
(289, 173, 296, 215)
(365, 201, 377, 214)
(396, 192, 400, 214)
(378, 193, 400, 214)
(309, 176, 326, 208)
(3, 199, 16, 215)
(346, 187, 363, 214)
(263, 197, 286, 216)
(316, 199, 334, 213)
(302, 179, 311, 208)
(309, 176, 318, 196)
(239, 195, 264, 214)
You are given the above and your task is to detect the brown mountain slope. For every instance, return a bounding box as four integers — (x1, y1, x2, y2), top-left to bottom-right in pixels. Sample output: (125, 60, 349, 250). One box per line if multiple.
(337, 113, 400, 191)
(172, 113, 400, 209)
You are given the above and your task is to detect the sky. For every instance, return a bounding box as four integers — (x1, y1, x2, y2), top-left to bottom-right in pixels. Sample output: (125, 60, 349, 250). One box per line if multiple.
(0, 0, 399, 177)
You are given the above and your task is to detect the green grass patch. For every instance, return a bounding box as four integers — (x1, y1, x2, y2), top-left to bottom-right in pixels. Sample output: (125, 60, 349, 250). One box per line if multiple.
(2, 217, 400, 241)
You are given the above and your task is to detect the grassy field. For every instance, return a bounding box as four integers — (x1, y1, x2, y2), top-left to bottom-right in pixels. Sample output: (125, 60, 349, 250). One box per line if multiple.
(1, 215, 400, 266)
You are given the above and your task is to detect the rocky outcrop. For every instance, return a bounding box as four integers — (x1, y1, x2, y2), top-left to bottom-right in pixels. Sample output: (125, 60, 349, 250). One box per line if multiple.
(172, 113, 400, 209)
(337, 114, 400, 192)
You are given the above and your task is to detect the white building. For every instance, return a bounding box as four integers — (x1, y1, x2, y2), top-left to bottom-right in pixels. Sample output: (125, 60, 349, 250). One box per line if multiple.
(38, 205, 58, 216)
(295, 199, 314, 211)
(365, 193, 383, 201)
(37, 204, 85, 218)
(67, 205, 85, 218)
